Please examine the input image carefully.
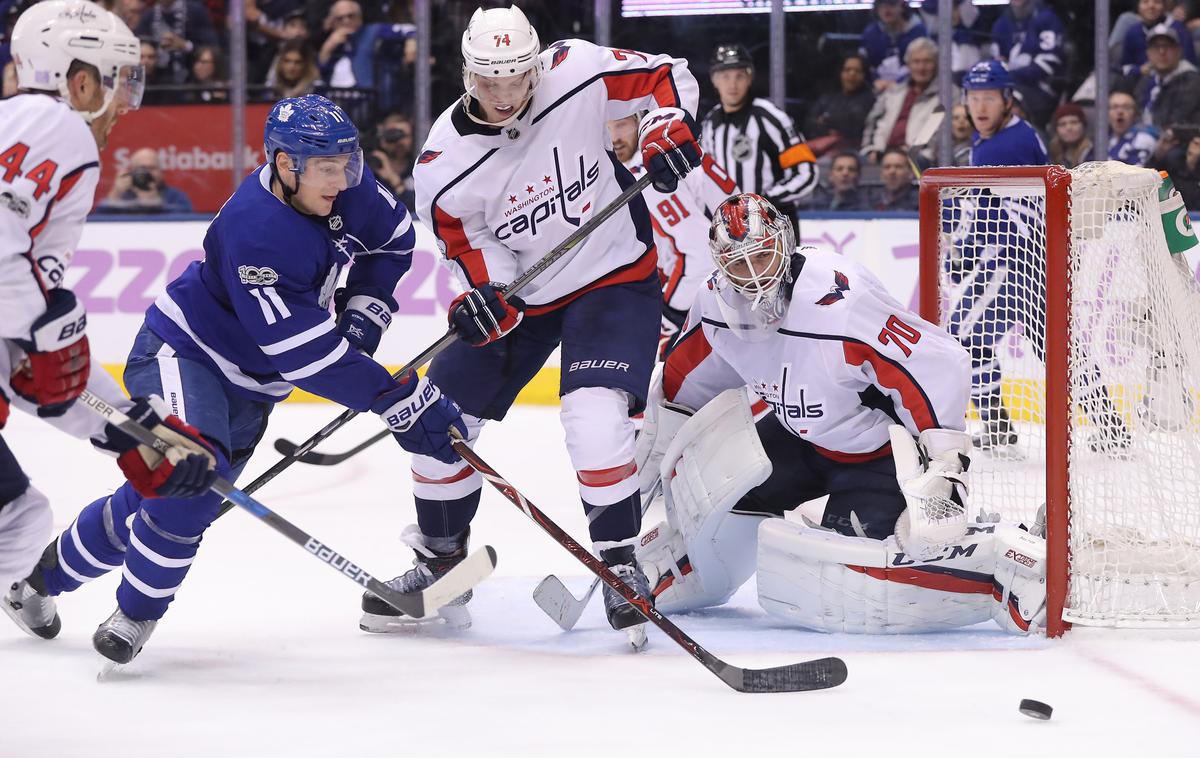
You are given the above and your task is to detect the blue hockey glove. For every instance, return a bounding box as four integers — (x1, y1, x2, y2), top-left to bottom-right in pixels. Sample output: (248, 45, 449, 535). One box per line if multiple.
(372, 375, 466, 464)
(448, 283, 525, 346)
(335, 286, 398, 357)
(638, 107, 702, 193)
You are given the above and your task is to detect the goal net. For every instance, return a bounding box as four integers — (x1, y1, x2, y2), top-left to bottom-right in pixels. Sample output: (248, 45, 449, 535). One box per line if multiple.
(919, 161, 1200, 634)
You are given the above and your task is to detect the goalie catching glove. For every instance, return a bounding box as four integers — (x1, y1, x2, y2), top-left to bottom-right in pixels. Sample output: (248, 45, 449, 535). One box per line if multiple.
(10, 288, 90, 417)
(638, 107, 702, 193)
(373, 373, 467, 464)
(95, 396, 219, 499)
(889, 425, 972, 560)
(448, 283, 525, 346)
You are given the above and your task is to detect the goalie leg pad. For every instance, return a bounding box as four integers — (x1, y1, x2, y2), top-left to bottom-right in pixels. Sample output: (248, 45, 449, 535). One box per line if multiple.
(757, 519, 1045, 634)
(637, 388, 771, 612)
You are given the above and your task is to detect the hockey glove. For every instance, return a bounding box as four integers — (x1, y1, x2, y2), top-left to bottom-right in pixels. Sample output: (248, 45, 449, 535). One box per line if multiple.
(638, 107, 702, 193)
(10, 288, 90, 417)
(448, 283, 525, 346)
(334, 286, 398, 357)
(890, 425, 971, 560)
(373, 374, 467, 465)
(96, 396, 220, 499)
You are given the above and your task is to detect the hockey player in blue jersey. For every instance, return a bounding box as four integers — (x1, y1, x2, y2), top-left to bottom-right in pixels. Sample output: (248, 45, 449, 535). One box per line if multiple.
(947, 61, 1129, 453)
(14, 94, 465, 664)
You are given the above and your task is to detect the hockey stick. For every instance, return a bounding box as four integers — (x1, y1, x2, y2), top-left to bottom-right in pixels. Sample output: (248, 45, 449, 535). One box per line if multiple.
(79, 390, 497, 618)
(272, 430, 390, 466)
(451, 432, 847, 693)
(531, 477, 661, 631)
(216, 172, 655, 514)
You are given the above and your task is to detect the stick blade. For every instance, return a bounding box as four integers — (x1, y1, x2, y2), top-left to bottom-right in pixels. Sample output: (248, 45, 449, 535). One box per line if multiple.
(532, 574, 588, 631)
(273, 438, 299, 457)
(720, 656, 848, 693)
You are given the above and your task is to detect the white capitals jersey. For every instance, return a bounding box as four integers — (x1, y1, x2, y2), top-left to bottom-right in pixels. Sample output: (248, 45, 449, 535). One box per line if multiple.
(415, 39, 698, 314)
(663, 248, 970, 459)
(625, 153, 738, 315)
(0, 94, 100, 340)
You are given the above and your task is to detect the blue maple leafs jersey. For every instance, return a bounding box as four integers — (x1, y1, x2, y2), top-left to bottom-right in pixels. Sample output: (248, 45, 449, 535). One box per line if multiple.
(145, 164, 414, 409)
(970, 114, 1048, 167)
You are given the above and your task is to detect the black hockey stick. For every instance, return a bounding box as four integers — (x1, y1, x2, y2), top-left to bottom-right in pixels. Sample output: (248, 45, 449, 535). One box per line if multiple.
(451, 431, 848, 693)
(272, 430, 390, 466)
(215, 172, 655, 515)
(80, 390, 497, 618)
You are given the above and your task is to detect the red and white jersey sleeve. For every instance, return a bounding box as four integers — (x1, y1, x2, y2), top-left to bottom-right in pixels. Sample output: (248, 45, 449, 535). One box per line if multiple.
(0, 95, 100, 340)
(663, 249, 970, 458)
(628, 154, 738, 314)
(415, 39, 698, 315)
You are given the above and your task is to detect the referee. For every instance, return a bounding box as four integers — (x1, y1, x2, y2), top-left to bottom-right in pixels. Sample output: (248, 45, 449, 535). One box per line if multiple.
(700, 43, 819, 219)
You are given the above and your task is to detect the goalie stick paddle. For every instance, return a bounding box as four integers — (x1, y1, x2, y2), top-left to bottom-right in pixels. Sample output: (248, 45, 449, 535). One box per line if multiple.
(451, 432, 847, 694)
(79, 390, 497, 619)
(215, 171, 655, 514)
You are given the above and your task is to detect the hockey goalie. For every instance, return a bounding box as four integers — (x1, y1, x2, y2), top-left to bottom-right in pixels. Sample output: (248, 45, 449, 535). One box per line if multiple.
(636, 193, 1048, 635)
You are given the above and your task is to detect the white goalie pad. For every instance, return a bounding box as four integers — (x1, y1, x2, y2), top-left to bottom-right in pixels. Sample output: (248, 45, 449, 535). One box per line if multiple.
(890, 425, 971, 560)
(633, 372, 692, 502)
(636, 388, 772, 613)
(756, 517, 1047, 635)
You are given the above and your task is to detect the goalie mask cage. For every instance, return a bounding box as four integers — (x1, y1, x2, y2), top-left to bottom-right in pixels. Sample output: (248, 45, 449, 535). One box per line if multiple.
(918, 162, 1200, 636)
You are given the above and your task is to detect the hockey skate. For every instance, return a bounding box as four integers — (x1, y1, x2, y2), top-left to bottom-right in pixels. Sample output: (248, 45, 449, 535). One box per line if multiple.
(360, 526, 472, 632)
(2, 541, 61, 640)
(93, 608, 157, 665)
(1088, 422, 1133, 457)
(973, 405, 1019, 453)
(599, 544, 651, 651)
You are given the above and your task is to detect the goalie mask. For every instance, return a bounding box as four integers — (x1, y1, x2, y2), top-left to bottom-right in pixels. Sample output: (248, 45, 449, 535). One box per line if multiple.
(709, 193, 796, 342)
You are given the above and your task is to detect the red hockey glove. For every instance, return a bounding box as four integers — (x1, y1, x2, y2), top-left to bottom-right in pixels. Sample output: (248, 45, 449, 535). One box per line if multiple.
(10, 288, 90, 417)
(96, 396, 220, 499)
(638, 107, 702, 193)
(448, 283, 525, 346)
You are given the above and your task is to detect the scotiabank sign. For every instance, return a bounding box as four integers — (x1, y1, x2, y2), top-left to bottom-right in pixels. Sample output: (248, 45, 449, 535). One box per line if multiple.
(98, 103, 274, 213)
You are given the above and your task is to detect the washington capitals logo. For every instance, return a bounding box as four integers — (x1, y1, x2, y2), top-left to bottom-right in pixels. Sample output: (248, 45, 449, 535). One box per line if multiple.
(550, 45, 571, 70)
(418, 149, 442, 165)
(815, 270, 850, 305)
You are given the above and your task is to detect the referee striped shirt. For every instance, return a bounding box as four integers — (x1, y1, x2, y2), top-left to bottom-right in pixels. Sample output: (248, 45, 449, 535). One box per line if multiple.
(700, 97, 819, 214)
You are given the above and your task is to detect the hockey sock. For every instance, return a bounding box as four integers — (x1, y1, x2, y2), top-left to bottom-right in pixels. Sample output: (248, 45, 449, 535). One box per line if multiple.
(416, 490, 481, 539)
(41, 492, 131, 596)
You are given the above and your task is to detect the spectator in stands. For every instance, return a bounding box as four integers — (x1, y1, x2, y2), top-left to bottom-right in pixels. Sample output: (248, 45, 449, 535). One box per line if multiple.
(1120, 0, 1197, 84)
(138, 38, 170, 104)
(948, 103, 973, 166)
(860, 0, 928, 93)
(1, 59, 15, 98)
(317, 0, 415, 93)
(97, 148, 194, 215)
(244, 1, 307, 82)
(918, 0, 985, 86)
(111, 0, 146, 30)
(183, 44, 226, 103)
(136, 0, 220, 86)
(803, 54, 875, 157)
(267, 38, 321, 99)
(1161, 129, 1200, 209)
(807, 151, 870, 211)
(990, 0, 1065, 129)
(369, 110, 415, 210)
(1109, 90, 1160, 165)
(860, 38, 953, 166)
(1047, 103, 1094, 169)
(871, 147, 919, 211)
(1133, 23, 1200, 131)
(700, 43, 819, 219)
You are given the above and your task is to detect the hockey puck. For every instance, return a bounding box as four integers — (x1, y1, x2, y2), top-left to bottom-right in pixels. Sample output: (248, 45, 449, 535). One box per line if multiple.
(1018, 699, 1053, 720)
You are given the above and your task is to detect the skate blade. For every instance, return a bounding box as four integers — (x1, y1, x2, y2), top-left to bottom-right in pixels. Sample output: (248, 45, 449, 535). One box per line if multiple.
(359, 604, 471, 633)
(96, 660, 137, 682)
(626, 624, 648, 652)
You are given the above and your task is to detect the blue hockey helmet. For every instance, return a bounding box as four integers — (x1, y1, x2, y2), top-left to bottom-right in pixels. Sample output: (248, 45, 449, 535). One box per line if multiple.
(961, 59, 1014, 99)
(263, 94, 363, 188)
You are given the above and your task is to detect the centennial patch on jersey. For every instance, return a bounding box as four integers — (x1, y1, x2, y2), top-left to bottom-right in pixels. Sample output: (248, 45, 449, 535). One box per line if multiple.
(815, 270, 850, 305)
(238, 265, 280, 286)
(418, 150, 442, 165)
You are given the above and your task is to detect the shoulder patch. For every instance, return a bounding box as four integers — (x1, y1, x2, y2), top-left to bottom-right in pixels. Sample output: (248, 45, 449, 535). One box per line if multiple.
(550, 45, 571, 70)
(418, 150, 442, 165)
(238, 265, 279, 286)
(815, 270, 849, 306)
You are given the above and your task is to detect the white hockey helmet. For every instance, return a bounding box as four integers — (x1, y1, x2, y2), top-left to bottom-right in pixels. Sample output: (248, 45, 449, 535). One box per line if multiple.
(10, 0, 143, 122)
(460, 5, 541, 122)
(709, 193, 796, 341)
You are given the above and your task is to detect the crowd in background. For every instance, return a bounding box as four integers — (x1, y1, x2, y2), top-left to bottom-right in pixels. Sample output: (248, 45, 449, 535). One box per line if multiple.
(1, 0, 1199, 213)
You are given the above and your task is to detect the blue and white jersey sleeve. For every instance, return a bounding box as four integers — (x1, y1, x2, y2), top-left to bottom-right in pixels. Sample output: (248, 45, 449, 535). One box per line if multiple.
(337, 167, 415, 297)
(970, 116, 1047, 167)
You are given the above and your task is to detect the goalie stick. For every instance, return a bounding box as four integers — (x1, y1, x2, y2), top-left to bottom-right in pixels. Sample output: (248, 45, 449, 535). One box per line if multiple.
(79, 390, 496, 619)
(451, 431, 847, 694)
(215, 171, 655, 516)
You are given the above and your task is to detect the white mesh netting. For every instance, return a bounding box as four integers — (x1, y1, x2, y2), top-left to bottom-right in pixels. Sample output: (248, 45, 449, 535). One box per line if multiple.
(934, 161, 1200, 628)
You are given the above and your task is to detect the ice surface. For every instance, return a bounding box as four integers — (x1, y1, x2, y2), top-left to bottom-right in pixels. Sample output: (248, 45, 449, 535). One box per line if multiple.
(2, 405, 1198, 756)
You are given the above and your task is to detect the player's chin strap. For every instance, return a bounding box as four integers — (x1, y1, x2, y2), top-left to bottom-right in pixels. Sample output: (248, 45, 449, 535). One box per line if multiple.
(268, 151, 307, 215)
